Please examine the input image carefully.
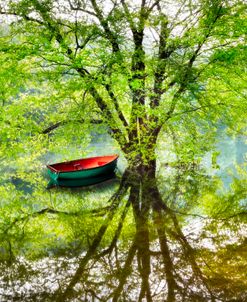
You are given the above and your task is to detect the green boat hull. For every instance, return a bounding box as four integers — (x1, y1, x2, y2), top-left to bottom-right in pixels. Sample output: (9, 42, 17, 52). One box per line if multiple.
(47, 172, 116, 188)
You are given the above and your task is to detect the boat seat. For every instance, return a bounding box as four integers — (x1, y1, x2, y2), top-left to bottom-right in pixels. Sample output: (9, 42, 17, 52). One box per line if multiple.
(98, 161, 107, 166)
(73, 163, 82, 170)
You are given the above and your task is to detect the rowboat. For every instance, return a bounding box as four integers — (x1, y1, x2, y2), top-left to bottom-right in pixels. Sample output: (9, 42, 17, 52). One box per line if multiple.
(47, 154, 119, 186)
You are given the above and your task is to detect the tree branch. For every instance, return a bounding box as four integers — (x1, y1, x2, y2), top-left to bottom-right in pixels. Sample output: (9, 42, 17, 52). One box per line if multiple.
(97, 195, 131, 257)
(150, 12, 172, 109)
(0, 10, 44, 24)
(167, 210, 216, 300)
(147, 0, 161, 13)
(104, 82, 129, 128)
(25, 0, 128, 148)
(112, 236, 138, 302)
(169, 102, 225, 119)
(90, 0, 120, 53)
(84, 1, 130, 133)
(68, 0, 97, 17)
(163, 4, 224, 122)
(2, 207, 86, 235)
(120, 0, 137, 33)
(153, 211, 177, 302)
(41, 119, 103, 134)
(59, 174, 130, 301)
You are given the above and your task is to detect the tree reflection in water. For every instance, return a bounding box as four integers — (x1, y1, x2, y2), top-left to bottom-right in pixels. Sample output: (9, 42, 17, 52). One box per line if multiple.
(0, 165, 246, 302)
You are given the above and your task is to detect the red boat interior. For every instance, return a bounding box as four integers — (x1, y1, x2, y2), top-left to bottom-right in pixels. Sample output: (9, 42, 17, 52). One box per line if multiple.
(47, 155, 118, 172)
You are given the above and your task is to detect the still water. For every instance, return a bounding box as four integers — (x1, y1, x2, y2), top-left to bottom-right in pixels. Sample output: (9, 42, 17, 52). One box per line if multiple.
(0, 130, 246, 301)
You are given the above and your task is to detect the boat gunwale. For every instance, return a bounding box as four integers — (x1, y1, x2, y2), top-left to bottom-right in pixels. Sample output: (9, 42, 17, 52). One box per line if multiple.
(47, 165, 59, 173)
(46, 154, 119, 174)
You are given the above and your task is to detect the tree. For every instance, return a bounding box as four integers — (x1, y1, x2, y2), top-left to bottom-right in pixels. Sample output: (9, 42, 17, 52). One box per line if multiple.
(0, 0, 246, 301)
(1, 0, 246, 165)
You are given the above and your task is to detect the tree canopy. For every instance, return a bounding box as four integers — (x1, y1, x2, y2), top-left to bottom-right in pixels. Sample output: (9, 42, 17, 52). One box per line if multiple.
(0, 0, 246, 162)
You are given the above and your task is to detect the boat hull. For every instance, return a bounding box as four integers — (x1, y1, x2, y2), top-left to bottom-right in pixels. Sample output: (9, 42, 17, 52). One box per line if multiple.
(47, 172, 116, 188)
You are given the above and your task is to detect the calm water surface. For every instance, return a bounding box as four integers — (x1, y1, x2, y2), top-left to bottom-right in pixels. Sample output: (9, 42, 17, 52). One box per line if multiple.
(0, 131, 246, 301)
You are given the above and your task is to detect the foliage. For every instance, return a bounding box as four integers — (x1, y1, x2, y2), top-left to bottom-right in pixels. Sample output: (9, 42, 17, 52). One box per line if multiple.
(0, 0, 246, 301)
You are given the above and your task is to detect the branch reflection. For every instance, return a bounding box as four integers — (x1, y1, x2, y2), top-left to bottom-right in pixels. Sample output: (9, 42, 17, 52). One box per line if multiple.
(0, 166, 246, 302)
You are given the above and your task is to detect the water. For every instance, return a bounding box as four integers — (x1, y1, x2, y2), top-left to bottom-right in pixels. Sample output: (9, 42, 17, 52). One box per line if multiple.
(0, 129, 246, 301)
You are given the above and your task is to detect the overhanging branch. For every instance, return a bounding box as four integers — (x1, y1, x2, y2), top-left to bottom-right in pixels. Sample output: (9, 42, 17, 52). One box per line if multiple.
(163, 4, 224, 122)
(41, 119, 103, 134)
(21, 1, 128, 148)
